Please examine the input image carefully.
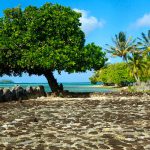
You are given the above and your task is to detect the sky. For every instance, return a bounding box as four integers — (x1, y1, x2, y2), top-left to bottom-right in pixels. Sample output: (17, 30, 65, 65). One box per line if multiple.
(0, 0, 150, 83)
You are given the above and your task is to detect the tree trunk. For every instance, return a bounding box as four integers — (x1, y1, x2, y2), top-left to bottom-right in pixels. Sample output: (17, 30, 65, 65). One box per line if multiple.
(44, 71, 63, 92)
(134, 73, 140, 84)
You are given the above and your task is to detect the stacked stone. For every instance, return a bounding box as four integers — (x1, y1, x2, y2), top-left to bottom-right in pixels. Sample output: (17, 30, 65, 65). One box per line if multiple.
(0, 85, 46, 102)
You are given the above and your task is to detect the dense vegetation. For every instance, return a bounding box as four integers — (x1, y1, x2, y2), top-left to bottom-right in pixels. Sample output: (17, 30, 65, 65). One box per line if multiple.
(90, 31, 150, 86)
(0, 3, 107, 92)
(90, 63, 135, 86)
(0, 2, 149, 90)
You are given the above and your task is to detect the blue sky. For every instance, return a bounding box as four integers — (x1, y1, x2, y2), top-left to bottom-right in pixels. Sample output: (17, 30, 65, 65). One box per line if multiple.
(1, 0, 150, 83)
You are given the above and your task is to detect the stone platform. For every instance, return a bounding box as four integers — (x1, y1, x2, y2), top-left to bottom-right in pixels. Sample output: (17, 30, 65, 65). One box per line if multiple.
(0, 94, 150, 150)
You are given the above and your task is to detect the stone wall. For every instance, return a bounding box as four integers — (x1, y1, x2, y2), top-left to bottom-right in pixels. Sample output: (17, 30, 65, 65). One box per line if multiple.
(133, 80, 150, 92)
(0, 85, 46, 102)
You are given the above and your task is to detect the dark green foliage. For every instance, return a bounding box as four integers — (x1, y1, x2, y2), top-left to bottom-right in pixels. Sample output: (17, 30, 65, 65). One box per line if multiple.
(0, 3, 107, 92)
(0, 4, 84, 75)
(83, 43, 107, 71)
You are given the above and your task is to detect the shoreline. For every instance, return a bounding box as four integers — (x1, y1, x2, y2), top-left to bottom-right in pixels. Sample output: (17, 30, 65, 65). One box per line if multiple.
(85, 85, 123, 90)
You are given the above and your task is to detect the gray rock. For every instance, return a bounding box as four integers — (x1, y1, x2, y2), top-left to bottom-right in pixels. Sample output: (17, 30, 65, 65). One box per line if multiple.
(0, 88, 4, 102)
(3, 88, 13, 101)
(13, 85, 27, 100)
(31, 87, 38, 99)
(133, 80, 150, 91)
(32, 87, 38, 94)
(26, 86, 33, 95)
(0, 85, 46, 102)
(26, 86, 37, 99)
(35, 87, 41, 97)
(11, 88, 17, 100)
(36, 85, 46, 97)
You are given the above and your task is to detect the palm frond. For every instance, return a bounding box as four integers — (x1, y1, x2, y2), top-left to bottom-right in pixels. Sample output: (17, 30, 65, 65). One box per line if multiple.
(142, 32, 149, 43)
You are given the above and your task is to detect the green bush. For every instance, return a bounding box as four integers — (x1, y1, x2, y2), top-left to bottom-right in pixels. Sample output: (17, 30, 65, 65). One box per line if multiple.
(90, 62, 135, 86)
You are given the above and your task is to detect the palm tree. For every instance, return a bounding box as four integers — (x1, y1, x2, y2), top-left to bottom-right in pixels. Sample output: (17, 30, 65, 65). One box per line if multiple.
(128, 52, 147, 83)
(106, 32, 136, 62)
(139, 30, 150, 48)
(138, 30, 150, 56)
(138, 30, 150, 79)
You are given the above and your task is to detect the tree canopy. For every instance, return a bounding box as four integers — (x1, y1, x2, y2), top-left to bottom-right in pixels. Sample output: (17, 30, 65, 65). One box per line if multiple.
(106, 31, 150, 83)
(91, 30, 150, 86)
(0, 3, 107, 92)
(106, 32, 136, 62)
(90, 62, 135, 86)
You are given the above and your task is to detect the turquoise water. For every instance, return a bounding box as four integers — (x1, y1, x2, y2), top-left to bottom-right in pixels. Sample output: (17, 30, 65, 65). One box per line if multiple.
(0, 82, 114, 93)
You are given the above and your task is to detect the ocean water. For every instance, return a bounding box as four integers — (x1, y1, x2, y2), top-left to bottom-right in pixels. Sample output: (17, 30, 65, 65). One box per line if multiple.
(0, 82, 114, 93)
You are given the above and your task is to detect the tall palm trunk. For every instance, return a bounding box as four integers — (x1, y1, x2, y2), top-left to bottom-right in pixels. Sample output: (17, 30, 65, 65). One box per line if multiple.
(133, 73, 140, 83)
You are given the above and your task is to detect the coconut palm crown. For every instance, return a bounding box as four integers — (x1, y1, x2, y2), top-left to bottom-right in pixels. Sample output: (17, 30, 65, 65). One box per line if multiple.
(106, 32, 136, 62)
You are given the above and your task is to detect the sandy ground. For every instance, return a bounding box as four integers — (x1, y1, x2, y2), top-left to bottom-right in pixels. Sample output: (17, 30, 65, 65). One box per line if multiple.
(0, 94, 150, 150)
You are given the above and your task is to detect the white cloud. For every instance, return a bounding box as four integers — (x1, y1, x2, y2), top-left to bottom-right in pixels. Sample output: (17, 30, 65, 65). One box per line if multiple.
(134, 13, 150, 28)
(74, 8, 104, 34)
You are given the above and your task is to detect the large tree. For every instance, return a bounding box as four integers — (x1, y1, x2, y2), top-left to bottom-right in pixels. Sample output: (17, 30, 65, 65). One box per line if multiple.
(0, 3, 107, 92)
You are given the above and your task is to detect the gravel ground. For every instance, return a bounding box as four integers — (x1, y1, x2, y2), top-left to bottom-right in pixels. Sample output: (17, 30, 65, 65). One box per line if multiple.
(0, 94, 150, 150)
